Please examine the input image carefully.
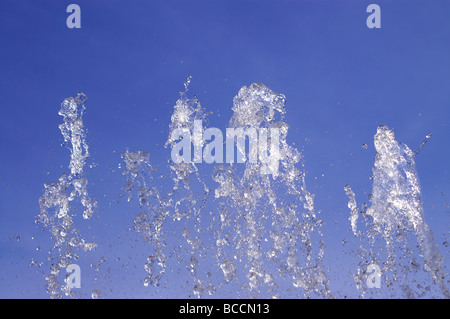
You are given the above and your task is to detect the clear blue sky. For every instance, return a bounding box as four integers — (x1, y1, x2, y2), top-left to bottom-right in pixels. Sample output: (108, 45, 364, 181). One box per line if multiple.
(0, 0, 449, 298)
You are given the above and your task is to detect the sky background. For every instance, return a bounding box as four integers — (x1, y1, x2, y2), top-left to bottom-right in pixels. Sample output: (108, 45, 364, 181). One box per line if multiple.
(0, 0, 449, 298)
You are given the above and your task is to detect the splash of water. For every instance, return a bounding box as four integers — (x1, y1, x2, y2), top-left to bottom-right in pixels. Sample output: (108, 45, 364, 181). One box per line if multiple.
(121, 149, 168, 287)
(38, 83, 448, 299)
(119, 80, 331, 298)
(165, 77, 212, 296)
(214, 83, 331, 298)
(346, 125, 449, 298)
(37, 93, 97, 298)
(123, 78, 212, 296)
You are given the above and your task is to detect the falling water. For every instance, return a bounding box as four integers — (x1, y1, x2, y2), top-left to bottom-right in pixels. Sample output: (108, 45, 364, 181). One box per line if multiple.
(121, 150, 168, 288)
(123, 78, 212, 296)
(117, 80, 331, 298)
(36, 82, 448, 299)
(345, 125, 449, 298)
(213, 83, 330, 298)
(37, 93, 97, 298)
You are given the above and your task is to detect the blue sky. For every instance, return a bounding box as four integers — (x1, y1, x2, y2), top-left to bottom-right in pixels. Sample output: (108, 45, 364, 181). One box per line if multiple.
(0, 0, 449, 298)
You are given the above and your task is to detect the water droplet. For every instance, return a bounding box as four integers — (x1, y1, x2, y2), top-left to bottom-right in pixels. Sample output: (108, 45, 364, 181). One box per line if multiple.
(91, 289, 100, 299)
